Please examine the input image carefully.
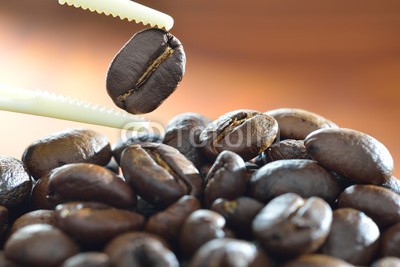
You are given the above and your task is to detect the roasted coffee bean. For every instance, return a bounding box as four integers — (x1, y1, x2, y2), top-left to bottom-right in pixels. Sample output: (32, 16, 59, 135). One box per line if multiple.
(22, 128, 112, 180)
(179, 209, 231, 256)
(163, 112, 211, 168)
(381, 223, 400, 257)
(55, 202, 144, 248)
(371, 257, 400, 267)
(31, 163, 136, 209)
(211, 197, 264, 239)
(0, 156, 32, 208)
(380, 176, 400, 195)
(106, 28, 186, 114)
(320, 208, 380, 265)
(190, 238, 271, 267)
(145, 195, 200, 241)
(265, 108, 338, 140)
(199, 109, 278, 161)
(4, 224, 79, 267)
(283, 254, 354, 267)
(249, 159, 342, 204)
(112, 132, 164, 164)
(305, 128, 394, 185)
(252, 193, 332, 257)
(121, 142, 203, 208)
(338, 185, 400, 228)
(262, 139, 311, 163)
(204, 151, 248, 207)
(11, 210, 55, 234)
(61, 252, 110, 267)
(104, 232, 179, 267)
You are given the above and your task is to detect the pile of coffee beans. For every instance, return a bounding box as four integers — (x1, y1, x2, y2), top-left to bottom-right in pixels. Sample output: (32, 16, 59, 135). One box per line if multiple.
(1, 28, 400, 266)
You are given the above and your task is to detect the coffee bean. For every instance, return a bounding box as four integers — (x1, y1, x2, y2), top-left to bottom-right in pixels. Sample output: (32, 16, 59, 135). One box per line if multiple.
(337, 185, 400, 229)
(163, 112, 211, 168)
(190, 238, 272, 267)
(32, 163, 136, 209)
(104, 232, 179, 267)
(179, 209, 231, 256)
(22, 129, 112, 180)
(4, 224, 79, 267)
(249, 159, 342, 204)
(320, 208, 380, 265)
(252, 193, 332, 257)
(0, 156, 32, 208)
(61, 252, 110, 267)
(381, 223, 400, 257)
(55, 202, 144, 248)
(371, 257, 400, 267)
(106, 28, 186, 114)
(263, 139, 311, 163)
(305, 128, 394, 185)
(211, 197, 264, 239)
(121, 142, 203, 208)
(204, 151, 248, 207)
(265, 108, 338, 140)
(11, 210, 56, 234)
(145, 195, 200, 241)
(283, 254, 354, 267)
(199, 109, 278, 161)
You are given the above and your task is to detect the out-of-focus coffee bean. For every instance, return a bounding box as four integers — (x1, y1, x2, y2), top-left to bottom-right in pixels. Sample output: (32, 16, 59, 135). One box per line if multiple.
(283, 254, 354, 267)
(204, 151, 248, 207)
(179, 209, 231, 256)
(0, 156, 32, 208)
(145, 195, 200, 241)
(190, 238, 272, 267)
(338, 185, 400, 229)
(121, 142, 203, 208)
(265, 108, 338, 140)
(305, 128, 393, 185)
(320, 208, 380, 265)
(211, 197, 264, 239)
(55, 202, 144, 248)
(163, 112, 211, 169)
(381, 223, 400, 257)
(380, 176, 400, 195)
(106, 28, 186, 114)
(371, 257, 400, 267)
(22, 129, 112, 180)
(249, 159, 342, 204)
(61, 252, 111, 267)
(4, 224, 79, 267)
(199, 109, 278, 161)
(11, 210, 55, 234)
(252, 193, 332, 257)
(104, 231, 179, 267)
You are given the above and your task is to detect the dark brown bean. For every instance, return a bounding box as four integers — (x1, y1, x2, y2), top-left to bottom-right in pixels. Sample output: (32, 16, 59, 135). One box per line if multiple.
(320, 208, 380, 265)
(61, 252, 110, 267)
(265, 108, 338, 140)
(305, 128, 394, 185)
(55, 202, 144, 248)
(283, 254, 354, 267)
(199, 109, 278, 161)
(0, 156, 32, 208)
(104, 232, 179, 267)
(264, 139, 311, 163)
(22, 128, 112, 180)
(11, 210, 55, 234)
(338, 185, 400, 228)
(179, 209, 231, 256)
(121, 142, 203, 208)
(190, 238, 272, 267)
(249, 159, 342, 204)
(106, 28, 186, 114)
(145, 195, 201, 241)
(381, 223, 400, 257)
(252, 193, 332, 257)
(204, 151, 248, 207)
(4, 224, 79, 267)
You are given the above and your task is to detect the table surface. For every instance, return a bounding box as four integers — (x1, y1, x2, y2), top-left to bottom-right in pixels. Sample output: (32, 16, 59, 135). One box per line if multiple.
(1, 0, 400, 177)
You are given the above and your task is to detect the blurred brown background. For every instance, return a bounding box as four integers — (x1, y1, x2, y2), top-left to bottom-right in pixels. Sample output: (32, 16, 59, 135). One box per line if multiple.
(1, 0, 400, 176)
